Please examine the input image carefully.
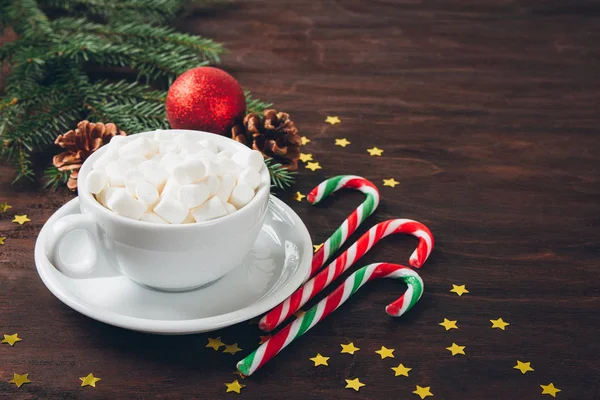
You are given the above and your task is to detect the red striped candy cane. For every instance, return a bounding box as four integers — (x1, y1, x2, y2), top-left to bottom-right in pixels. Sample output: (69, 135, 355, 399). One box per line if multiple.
(259, 219, 433, 332)
(308, 175, 380, 277)
(238, 263, 423, 376)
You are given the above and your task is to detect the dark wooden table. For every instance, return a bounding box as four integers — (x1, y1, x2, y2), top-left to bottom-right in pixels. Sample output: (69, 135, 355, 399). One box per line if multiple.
(2, 1, 599, 398)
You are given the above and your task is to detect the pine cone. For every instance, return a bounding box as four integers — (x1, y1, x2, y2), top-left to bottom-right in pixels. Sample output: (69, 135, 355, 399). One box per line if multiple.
(232, 109, 301, 170)
(53, 120, 126, 190)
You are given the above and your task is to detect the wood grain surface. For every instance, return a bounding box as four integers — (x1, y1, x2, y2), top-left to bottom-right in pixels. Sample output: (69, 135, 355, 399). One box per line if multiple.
(2, 0, 600, 398)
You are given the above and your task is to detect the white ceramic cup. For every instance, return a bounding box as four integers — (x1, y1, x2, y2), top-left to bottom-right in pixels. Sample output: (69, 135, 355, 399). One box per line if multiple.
(44, 130, 270, 291)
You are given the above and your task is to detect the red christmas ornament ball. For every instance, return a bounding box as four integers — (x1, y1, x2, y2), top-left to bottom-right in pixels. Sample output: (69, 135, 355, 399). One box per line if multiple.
(166, 66, 246, 135)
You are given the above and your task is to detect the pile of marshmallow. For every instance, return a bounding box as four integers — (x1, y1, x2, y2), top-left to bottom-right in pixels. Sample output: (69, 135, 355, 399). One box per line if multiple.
(85, 131, 267, 224)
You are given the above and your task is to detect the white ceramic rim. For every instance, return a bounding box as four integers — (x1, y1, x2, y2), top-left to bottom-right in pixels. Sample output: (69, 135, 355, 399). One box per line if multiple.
(78, 129, 271, 229)
(34, 197, 312, 334)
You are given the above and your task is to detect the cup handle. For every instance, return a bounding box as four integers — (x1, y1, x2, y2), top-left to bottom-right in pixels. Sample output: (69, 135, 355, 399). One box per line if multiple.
(44, 213, 116, 279)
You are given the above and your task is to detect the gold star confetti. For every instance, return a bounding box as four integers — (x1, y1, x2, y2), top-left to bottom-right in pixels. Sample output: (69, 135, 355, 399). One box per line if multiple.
(446, 343, 466, 356)
(223, 343, 243, 355)
(513, 360, 534, 374)
(367, 147, 383, 156)
(225, 380, 245, 394)
(80, 373, 101, 387)
(375, 346, 395, 359)
(0, 202, 12, 213)
(294, 310, 306, 318)
(12, 215, 30, 225)
(391, 363, 412, 377)
(325, 116, 341, 125)
(259, 335, 271, 345)
(294, 192, 306, 202)
(340, 342, 360, 355)
(335, 138, 351, 147)
(383, 178, 399, 188)
(413, 385, 433, 399)
(0, 237, 5, 245)
(2, 333, 22, 346)
(305, 162, 322, 171)
(9, 373, 31, 388)
(345, 378, 365, 391)
(540, 383, 561, 397)
(450, 284, 469, 296)
(206, 337, 225, 351)
(490, 318, 510, 330)
(439, 318, 458, 331)
(309, 353, 330, 367)
(300, 136, 311, 145)
(313, 243, 323, 252)
(299, 153, 313, 162)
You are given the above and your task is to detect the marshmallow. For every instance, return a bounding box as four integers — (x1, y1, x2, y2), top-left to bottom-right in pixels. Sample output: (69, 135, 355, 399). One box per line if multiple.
(159, 140, 178, 154)
(119, 137, 156, 158)
(218, 150, 234, 159)
(124, 170, 144, 197)
(179, 182, 210, 209)
(173, 159, 206, 185)
(93, 149, 117, 171)
(154, 196, 188, 224)
(119, 154, 146, 172)
(238, 168, 261, 190)
(217, 157, 243, 178)
(225, 203, 237, 214)
(203, 174, 220, 196)
(159, 152, 182, 173)
(107, 190, 146, 220)
(202, 159, 221, 177)
(85, 170, 108, 195)
(229, 182, 254, 209)
(109, 135, 127, 146)
(138, 160, 168, 190)
(140, 211, 169, 224)
(188, 149, 216, 161)
(161, 177, 181, 200)
(176, 135, 205, 153)
(232, 150, 264, 171)
(191, 196, 228, 222)
(97, 187, 121, 208)
(182, 212, 195, 224)
(136, 181, 159, 209)
(215, 174, 235, 202)
(154, 130, 175, 140)
(199, 139, 218, 154)
(105, 161, 125, 187)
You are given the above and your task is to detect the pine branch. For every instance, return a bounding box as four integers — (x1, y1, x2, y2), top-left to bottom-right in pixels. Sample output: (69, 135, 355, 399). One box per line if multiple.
(245, 90, 273, 114)
(265, 157, 296, 190)
(44, 165, 70, 189)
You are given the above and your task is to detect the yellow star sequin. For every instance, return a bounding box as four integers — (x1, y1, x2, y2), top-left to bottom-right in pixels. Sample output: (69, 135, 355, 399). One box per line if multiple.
(0, 201, 12, 213)
(206, 337, 225, 351)
(450, 284, 469, 296)
(225, 380, 245, 394)
(439, 318, 458, 331)
(367, 147, 383, 156)
(413, 385, 433, 399)
(383, 178, 399, 188)
(80, 373, 101, 387)
(0, 237, 5, 245)
(301, 136, 311, 145)
(2, 333, 22, 346)
(9, 373, 31, 388)
(310, 353, 330, 367)
(223, 343, 243, 355)
(335, 138, 351, 147)
(446, 343, 466, 356)
(299, 153, 313, 162)
(540, 383, 561, 397)
(12, 215, 30, 225)
(375, 346, 395, 359)
(490, 318, 510, 330)
(391, 363, 412, 377)
(313, 243, 323, 252)
(325, 116, 341, 125)
(340, 342, 360, 355)
(513, 360, 534, 374)
(305, 162, 322, 171)
(345, 378, 365, 391)
(294, 192, 306, 202)
(259, 335, 271, 345)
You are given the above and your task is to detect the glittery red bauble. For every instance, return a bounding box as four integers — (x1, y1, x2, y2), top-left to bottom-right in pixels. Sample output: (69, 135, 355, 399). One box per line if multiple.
(166, 66, 246, 135)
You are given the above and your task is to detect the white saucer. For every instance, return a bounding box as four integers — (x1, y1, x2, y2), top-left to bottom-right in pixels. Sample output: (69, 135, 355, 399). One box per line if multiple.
(34, 197, 312, 334)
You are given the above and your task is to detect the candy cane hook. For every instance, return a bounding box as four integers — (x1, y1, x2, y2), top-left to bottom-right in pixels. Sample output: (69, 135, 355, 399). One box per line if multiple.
(238, 263, 423, 376)
(308, 175, 380, 277)
(259, 218, 434, 332)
